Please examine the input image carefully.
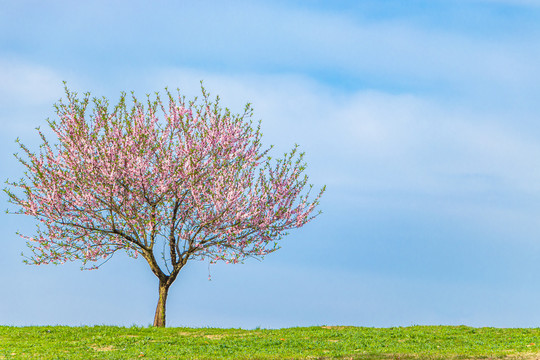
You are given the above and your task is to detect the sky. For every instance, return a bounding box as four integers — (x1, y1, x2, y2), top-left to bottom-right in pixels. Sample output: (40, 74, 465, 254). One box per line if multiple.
(2, 0, 540, 329)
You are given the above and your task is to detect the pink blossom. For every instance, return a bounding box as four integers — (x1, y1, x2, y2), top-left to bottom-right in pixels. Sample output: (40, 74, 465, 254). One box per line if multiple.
(4, 84, 325, 327)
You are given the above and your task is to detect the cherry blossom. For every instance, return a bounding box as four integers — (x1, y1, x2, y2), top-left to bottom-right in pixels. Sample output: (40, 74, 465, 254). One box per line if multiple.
(4, 83, 325, 327)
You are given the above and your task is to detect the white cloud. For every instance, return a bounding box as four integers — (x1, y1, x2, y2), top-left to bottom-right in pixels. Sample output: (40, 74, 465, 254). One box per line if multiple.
(147, 68, 540, 201)
(189, 2, 540, 97)
(5, 60, 538, 205)
(0, 59, 64, 106)
(4, 1, 538, 101)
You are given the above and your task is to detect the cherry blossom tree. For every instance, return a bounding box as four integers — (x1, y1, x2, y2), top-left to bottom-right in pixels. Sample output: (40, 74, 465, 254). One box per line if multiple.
(4, 83, 325, 327)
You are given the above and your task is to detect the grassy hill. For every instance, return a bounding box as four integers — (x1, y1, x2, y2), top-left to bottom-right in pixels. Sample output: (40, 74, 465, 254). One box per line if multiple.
(1, 325, 540, 359)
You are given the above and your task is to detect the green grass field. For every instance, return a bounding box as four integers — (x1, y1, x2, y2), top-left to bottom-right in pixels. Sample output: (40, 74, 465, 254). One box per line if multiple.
(1, 325, 540, 359)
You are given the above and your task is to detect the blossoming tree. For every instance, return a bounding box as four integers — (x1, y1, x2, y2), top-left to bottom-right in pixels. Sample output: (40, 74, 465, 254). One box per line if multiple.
(4, 84, 325, 327)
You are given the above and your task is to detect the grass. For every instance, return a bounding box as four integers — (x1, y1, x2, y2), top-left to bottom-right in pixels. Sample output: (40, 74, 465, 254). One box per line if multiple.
(1, 325, 540, 359)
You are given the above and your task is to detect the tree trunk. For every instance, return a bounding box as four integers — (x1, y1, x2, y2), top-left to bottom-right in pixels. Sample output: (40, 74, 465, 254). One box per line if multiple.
(153, 280, 169, 327)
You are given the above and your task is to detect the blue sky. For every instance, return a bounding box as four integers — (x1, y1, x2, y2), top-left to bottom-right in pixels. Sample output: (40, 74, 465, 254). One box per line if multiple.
(2, 0, 540, 328)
